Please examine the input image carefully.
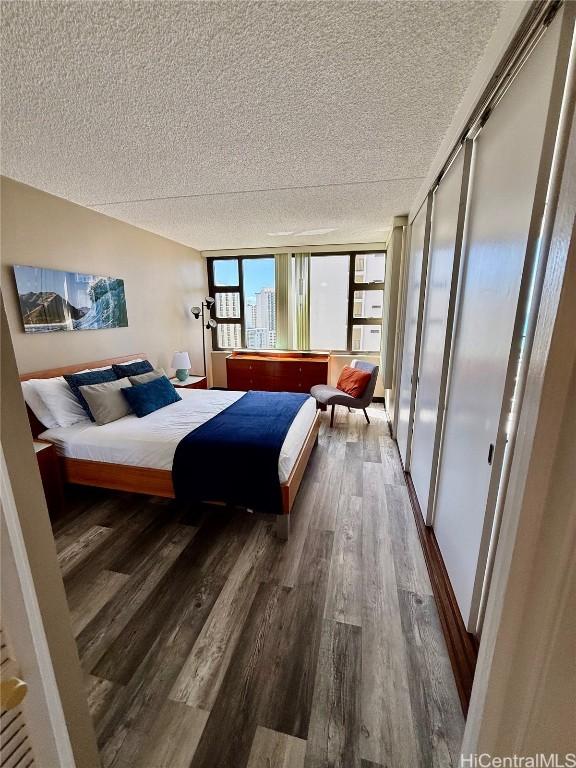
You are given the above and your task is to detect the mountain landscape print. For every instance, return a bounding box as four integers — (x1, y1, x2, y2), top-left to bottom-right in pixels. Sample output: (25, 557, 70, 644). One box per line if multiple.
(14, 265, 128, 333)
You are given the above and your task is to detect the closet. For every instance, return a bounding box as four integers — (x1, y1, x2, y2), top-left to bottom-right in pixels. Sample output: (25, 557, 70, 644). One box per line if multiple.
(410, 142, 471, 524)
(396, 5, 571, 634)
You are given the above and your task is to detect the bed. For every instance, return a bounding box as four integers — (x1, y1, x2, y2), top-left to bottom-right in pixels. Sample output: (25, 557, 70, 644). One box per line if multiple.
(21, 354, 321, 539)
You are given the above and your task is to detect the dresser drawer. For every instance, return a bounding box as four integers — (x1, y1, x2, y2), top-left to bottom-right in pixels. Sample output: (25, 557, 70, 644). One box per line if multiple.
(226, 354, 329, 393)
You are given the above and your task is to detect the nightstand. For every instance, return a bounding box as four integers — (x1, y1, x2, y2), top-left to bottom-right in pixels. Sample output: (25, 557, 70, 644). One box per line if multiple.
(34, 441, 64, 520)
(169, 375, 207, 390)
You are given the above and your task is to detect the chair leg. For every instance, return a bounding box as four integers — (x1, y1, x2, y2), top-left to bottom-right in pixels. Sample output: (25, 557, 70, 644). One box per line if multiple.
(347, 406, 352, 412)
(363, 408, 370, 424)
(330, 404, 335, 428)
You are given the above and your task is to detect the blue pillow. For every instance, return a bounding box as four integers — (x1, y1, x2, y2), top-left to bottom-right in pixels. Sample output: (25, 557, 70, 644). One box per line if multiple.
(64, 368, 118, 420)
(121, 375, 181, 417)
(112, 360, 154, 378)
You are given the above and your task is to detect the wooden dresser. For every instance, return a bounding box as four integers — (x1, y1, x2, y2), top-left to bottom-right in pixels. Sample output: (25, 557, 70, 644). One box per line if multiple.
(226, 351, 329, 393)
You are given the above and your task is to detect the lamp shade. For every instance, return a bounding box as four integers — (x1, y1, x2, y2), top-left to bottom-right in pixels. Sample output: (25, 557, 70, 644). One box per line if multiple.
(171, 351, 191, 370)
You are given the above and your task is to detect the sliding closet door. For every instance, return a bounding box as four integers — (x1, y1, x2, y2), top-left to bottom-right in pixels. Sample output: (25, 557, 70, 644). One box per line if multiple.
(410, 143, 471, 523)
(433, 14, 564, 631)
(396, 197, 431, 469)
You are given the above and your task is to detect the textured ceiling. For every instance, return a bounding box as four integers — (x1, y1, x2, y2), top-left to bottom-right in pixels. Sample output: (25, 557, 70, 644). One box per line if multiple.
(1, 1, 503, 251)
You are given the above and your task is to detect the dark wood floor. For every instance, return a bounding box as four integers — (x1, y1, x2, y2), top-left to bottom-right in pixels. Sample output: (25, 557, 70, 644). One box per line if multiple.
(53, 404, 464, 768)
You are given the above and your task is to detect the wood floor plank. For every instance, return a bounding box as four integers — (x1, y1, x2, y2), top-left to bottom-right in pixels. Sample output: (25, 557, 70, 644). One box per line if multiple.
(58, 525, 114, 578)
(85, 675, 122, 728)
(247, 726, 307, 768)
(385, 482, 433, 597)
(64, 502, 175, 588)
(264, 529, 333, 738)
(324, 496, 363, 627)
(270, 476, 318, 587)
(170, 519, 274, 709)
(92, 511, 252, 686)
(189, 581, 285, 768)
(312, 430, 346, 531)
(75, 524, 196, 673)
(379, 436, 406, 485)
(397, 589, 464, 768)
(342, 441, 363, 498)
(68, 569, 130, 636)
(54, 491, 126, 552)
(361, 462, 420, 767)
(362, 419, 383, 464)
(97, 570, 226, 768)
(191, 531, 333, 768)
(305, 620, 362, 768)
(132, 701, 209, 768)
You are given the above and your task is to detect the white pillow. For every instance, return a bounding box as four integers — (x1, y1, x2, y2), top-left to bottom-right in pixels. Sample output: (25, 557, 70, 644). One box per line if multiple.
(21, 361, 143, 429)
(21, 380, 60, 429)
(35, 377, 89, 428)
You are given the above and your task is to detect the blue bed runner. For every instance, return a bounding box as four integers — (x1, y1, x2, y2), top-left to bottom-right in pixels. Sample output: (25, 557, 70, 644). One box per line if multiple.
(172, 391, 309, 514)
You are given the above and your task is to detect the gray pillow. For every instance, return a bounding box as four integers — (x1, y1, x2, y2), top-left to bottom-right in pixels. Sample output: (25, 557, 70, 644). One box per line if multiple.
(79, 377, 133, 426)
(129, 367, 166, 386)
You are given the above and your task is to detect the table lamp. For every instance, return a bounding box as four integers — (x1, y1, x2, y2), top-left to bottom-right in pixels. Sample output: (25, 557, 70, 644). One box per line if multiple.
(171, 351, 191, 382)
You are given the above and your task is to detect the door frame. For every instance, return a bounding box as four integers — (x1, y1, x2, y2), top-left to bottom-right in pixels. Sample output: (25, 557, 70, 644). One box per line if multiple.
(0, 297, 101, 768)
(1, 450, 75, 767)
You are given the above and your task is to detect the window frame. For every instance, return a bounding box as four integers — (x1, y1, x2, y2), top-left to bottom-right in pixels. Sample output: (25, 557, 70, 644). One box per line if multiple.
(346, 252, 385, 351)
(207, 250, 386, 353)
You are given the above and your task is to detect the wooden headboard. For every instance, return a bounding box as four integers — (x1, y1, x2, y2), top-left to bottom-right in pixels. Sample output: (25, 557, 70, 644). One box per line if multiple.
(20, 353, 147, 437)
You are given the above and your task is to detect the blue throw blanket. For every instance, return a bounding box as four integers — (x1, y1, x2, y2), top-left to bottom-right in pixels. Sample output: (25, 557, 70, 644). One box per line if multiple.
(172, 391, 309, 514)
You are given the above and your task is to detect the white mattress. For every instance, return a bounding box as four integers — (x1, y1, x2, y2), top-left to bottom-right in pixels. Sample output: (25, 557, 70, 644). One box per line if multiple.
(40, 389, 317, 484)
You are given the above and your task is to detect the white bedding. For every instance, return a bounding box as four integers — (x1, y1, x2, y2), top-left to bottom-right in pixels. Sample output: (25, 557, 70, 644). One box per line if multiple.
(39, 389, 317, 484)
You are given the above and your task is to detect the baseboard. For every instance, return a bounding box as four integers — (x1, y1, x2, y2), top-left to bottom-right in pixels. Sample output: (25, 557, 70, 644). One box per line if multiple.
(372, 395, 385, 403)
(402, 466, 479, 715)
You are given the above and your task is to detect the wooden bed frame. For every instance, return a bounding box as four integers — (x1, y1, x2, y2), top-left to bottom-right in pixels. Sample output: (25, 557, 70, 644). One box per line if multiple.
(21, 353, 321, 540)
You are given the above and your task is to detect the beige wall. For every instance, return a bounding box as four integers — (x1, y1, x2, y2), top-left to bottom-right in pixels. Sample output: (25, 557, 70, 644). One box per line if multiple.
(1, 177, 208, 377)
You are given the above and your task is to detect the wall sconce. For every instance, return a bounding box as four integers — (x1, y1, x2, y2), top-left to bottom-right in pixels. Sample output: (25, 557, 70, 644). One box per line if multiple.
(191, 297, 216, 377)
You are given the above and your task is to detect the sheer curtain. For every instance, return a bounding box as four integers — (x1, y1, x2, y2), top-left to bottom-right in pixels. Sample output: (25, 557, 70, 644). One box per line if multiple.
(274, 252, 310, 350)
(293, 253, 310, 350)
(274, 253, 292, 349)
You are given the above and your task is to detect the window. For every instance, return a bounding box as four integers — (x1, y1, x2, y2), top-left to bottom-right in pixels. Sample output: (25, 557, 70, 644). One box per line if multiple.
(211, 259, 242, 346)
(309, 254, 349, 350)
(346, 252, 385, 351)
(353, 289, 384, 319)
(207, 251, 385, 352)
(355, 252, 385, 283)
(215, 292, 240, 318)
(352, 325, 382, 352)
(243, 258, 276, 349)
(213, 259, 239, 286)
(217, 323, 242, 348)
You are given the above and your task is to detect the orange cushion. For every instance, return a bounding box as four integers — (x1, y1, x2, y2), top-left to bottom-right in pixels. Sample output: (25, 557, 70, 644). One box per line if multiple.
(336, 366, 371, 398)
